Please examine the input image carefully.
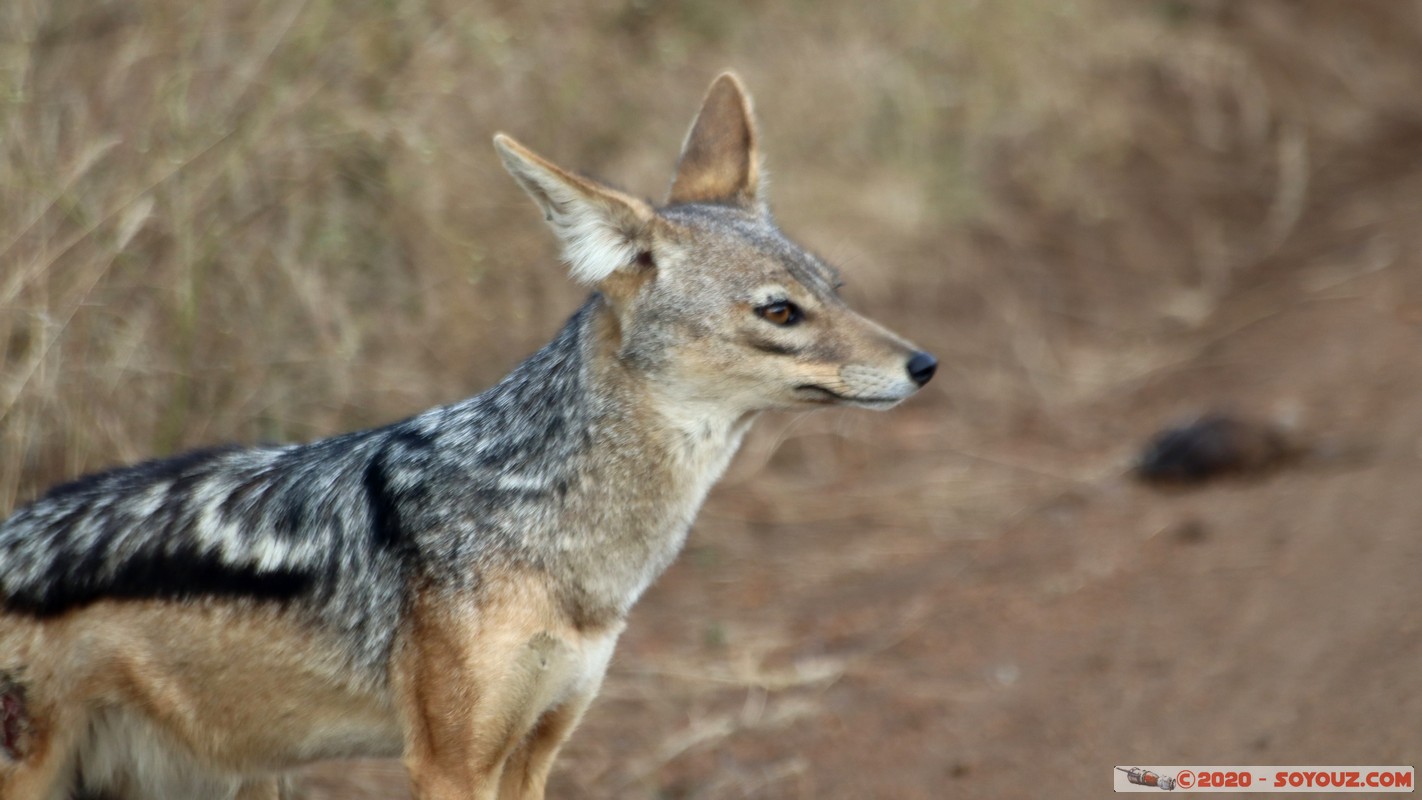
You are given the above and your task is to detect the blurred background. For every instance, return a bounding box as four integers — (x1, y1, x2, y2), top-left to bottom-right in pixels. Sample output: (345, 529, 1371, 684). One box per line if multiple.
(4, 0, 1422, 796)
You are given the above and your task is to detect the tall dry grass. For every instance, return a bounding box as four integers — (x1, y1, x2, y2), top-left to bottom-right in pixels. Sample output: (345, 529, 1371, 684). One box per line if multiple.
(4, 0, 1422, 514)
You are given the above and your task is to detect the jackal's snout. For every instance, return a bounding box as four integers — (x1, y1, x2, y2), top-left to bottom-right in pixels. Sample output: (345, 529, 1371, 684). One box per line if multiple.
(807, 322, 935, 411)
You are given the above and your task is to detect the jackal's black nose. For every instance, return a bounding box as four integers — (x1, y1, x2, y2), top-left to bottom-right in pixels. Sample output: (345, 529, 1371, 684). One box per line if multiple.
(906, 351, 937, 387)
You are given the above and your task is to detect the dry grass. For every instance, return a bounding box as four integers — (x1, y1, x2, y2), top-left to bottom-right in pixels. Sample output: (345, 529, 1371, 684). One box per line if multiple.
(5, 1, 1422, 796)
(7, 1, 1421, 505)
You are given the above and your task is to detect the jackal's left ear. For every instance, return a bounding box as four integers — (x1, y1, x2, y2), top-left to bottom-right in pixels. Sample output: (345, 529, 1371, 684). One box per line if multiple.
(668, 72, 762, 208)
(494, 134, 656, 285)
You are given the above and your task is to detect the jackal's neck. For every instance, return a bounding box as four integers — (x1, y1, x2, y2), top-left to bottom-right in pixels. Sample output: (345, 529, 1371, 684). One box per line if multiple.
(429, 294, 750, 623)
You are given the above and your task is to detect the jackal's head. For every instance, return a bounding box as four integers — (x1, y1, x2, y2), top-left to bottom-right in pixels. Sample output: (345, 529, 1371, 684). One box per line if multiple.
(494, 73, 935, 418)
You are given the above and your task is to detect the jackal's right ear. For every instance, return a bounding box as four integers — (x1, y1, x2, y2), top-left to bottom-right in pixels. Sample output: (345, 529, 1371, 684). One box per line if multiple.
(668, 72, 761, 208)
(494, 134, 656, 285)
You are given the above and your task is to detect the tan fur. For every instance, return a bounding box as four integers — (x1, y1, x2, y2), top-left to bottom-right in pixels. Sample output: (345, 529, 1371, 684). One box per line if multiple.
(393, 573, 621, 800)
(1, 580, 616, 800)
(1, 603, 401, 798)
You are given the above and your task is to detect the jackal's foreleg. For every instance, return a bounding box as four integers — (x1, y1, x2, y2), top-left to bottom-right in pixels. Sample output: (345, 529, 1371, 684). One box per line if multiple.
(496, 688, 601, 800)
(235, 776, 292, 800)
(398, 640, 569, 800)
(394, 583, 587, 800)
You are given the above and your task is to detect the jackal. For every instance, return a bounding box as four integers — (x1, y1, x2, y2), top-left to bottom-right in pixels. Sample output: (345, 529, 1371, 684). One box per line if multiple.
(0, 73, 935, 800)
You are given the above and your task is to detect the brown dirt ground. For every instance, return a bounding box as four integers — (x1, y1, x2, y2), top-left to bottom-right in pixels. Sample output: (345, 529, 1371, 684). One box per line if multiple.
(299, 104, 1422, 800)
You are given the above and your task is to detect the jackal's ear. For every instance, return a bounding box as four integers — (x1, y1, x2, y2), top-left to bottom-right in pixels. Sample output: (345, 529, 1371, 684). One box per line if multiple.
(667, 72, 761, 208)
(494, 134, 656, 285)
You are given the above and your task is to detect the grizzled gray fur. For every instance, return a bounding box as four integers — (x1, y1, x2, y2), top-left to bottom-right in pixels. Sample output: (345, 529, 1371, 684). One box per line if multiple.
(0, 301, 615, 674)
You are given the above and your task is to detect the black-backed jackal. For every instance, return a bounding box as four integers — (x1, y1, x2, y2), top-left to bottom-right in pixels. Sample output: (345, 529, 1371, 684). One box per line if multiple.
(0, 73, 936, 800)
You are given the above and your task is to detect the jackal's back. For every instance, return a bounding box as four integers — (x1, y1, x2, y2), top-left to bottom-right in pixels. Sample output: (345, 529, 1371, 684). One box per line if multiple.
(0, 303, 604, 674)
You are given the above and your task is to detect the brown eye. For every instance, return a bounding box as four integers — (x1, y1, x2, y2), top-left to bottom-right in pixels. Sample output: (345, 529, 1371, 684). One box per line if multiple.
(755, 301, 802, 326)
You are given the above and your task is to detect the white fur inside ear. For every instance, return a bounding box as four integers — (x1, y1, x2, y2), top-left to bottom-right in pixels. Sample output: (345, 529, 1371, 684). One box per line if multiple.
(498, 139, 644, 285)
(548, 192, 641, 284)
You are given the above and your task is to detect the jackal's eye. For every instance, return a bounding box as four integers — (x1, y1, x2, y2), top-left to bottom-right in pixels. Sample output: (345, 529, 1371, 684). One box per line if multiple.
(755, 301, 802, 326)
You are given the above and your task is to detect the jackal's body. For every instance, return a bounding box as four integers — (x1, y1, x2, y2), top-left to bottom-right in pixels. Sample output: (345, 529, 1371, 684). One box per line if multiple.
(0, 74, 933, 800)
